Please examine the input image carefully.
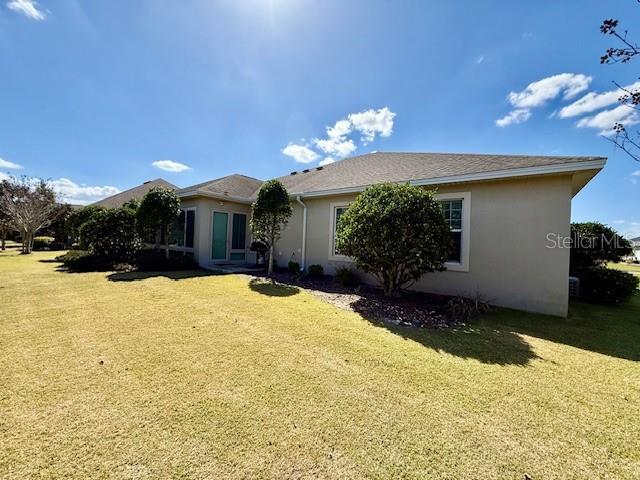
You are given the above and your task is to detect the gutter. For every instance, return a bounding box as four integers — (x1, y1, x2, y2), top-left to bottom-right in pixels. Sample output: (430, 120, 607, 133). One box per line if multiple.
(296, 195, 307, 271)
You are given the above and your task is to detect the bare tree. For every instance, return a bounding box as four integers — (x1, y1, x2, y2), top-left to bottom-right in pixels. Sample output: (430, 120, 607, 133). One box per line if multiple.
(600, 16, 640, 161)
(0, 177, 61, 254)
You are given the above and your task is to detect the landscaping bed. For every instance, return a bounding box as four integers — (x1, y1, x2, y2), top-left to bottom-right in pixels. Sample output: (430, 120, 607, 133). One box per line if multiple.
(252, 271, 485, 328)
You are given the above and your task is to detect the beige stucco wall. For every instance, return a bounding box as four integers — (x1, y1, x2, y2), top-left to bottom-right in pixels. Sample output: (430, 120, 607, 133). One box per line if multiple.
(178, 197, 255, 267)
(275, 175, 573, 317)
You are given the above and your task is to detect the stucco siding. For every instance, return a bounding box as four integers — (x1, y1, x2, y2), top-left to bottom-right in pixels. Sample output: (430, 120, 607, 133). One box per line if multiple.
(178, 198, 254, 267)
(275, 175, 573, 316)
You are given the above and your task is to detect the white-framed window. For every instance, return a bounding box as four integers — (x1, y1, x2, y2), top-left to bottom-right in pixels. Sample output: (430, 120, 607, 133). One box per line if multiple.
(435, 192, 470, 272)
(169, 207, 196, 249)
(328, 202, 351, 261)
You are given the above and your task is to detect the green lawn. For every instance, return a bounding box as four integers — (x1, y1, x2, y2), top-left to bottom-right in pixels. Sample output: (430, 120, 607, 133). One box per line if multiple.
(1, 251, 639, 479)
(610, 261, 640, 276)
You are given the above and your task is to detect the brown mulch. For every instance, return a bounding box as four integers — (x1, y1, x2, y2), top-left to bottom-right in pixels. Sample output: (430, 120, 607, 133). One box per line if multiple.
(251, 271, 463, 328)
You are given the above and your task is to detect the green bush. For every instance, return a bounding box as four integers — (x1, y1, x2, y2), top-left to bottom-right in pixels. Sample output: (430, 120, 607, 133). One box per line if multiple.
(288, 261, 300, 274)
(307, 264, 324, 279)
(32, 236, 55, 251)
(80, 207, 141, 262)
(135, 249, 198, 271)
(335, 183, 452, 296)
(570, 222, 632, 274)
(579, 267, 638, 304)
(335, 266, 359, 287)
(61, 250, 112, 272)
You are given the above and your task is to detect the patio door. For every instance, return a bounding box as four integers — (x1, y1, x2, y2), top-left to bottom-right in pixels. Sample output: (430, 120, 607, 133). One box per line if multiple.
(211, 212, 228, 260)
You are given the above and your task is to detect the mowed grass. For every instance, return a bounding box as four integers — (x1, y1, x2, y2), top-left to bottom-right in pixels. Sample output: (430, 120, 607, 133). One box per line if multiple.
(1, 251, 639, 479)
(610, 261, 640, 276)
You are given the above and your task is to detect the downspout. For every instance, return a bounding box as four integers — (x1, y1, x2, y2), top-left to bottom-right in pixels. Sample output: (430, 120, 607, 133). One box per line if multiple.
(296, 195, 307, 271)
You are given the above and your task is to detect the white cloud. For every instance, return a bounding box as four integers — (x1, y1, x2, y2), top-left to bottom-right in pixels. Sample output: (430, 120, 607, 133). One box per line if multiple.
(508, 73, 592, 109)
(313, 118, 357, 158)
(6, 0, 46, 20)
(559, 81, 640, 118)
(632, 170, 640, 176)
(0, 172, 8, 182)
(49, 178, 120, 205)
(496, 109, 531, 127)
(475, 55, 485, 64)
(152, 160, 191, 172)
(319, 157, 335, 166)
(576, 105, 639, 135)
(613, 220, 627, 224)
(282, 143, 319, 164)
(348, 107, 396, 144)
(0, 157, 23, 169)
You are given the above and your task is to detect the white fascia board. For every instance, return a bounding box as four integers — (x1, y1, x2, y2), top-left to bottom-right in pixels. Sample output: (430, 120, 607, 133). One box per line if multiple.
(299, 158, 607, 198)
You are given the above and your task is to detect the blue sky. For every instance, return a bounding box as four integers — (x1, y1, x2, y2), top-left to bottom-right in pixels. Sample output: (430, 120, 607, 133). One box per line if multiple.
(1, 0, 639, 236)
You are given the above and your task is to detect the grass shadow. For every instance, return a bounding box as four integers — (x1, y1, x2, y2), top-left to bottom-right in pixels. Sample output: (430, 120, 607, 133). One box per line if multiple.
(248, 278, 300, 297)
(108, 269, 221, 282)
(349, 297, 538, 366)
(484, 295, 640, 361)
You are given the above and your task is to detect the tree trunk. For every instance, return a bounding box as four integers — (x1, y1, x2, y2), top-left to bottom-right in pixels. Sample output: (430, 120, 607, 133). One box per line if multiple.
(1, 235, 5, 251)
(268, 244, 274, 278)
(164, 224, 170, 260)
(154, 228, 161, 252)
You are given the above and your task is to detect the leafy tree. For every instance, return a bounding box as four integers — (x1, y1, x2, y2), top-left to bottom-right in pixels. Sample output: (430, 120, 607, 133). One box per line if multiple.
(0, 176, 61, 254)
(136, 187, 181, 259)
(250, 180, 292, 276)
(335, 183, 452, 297)
(40, 203, 73, 244)
(80, 206, 141, 262)
(599, 14, 640, 161)
(570, 222, 632, 273)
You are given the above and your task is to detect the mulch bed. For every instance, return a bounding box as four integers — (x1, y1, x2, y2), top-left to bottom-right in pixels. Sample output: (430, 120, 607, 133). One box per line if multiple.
(251, 271, 465, 328)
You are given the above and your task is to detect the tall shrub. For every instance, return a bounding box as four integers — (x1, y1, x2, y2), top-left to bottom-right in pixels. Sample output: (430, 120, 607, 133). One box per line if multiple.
(570, 222, 632, 273)
(250, 180, 292, 276)
(335, 183, 452, 297)
(80, 207, 141, 262)
(66, 205, 105, 247)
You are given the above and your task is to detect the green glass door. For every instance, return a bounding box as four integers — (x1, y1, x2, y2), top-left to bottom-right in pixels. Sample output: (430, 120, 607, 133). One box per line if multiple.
(212, 212, 228, 260)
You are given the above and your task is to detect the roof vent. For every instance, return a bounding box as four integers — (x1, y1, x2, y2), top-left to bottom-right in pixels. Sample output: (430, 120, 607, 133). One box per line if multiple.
(316, 166, 324, 171)
(302, 169, 310, 173)
(143, 180, 151, 184)
(290, 171, 297, 175)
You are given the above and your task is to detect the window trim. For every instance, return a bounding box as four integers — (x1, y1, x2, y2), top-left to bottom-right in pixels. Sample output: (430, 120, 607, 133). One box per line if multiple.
(435, 192, 470, 272)
(169, 207, 196, 251)
(328, 202, 352, 262)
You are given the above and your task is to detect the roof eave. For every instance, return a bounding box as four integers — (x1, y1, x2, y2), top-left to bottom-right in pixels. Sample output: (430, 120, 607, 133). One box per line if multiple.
(177, 189, 253, 204)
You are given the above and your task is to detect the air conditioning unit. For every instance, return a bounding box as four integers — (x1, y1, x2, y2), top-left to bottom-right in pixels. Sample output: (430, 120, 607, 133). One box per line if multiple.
(569, 276, 580, 297)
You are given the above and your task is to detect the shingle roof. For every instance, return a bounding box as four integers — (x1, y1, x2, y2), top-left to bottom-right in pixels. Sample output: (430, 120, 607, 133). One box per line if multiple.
(179, 152, 605, 202)
(92, 178, 178, 208)
(272, 152, 605, 196)
(178, 174, 263, 199)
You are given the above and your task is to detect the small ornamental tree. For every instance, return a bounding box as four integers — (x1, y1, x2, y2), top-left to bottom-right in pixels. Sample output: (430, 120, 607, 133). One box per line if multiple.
(250, 180, 292, 276)
(0, 176, 61, 254)
(335, 183, 452, 297)
(0, 181, 11, 251)
(136, 187, 181, 259)
(570, 222, 632, 273)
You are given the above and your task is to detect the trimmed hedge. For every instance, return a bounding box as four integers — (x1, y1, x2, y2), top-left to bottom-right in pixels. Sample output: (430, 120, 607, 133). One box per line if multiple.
(60, 250, 112, 272)
(33, 236, 66, 251)
(135, 250, 198, 271)
(580, 267, 638, 304)
(307, 264, 324, 279)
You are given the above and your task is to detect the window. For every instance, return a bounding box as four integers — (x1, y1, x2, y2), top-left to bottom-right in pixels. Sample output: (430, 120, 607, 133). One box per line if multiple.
(439, 199, 462, 263)
(329, 203, 350, 260)
(169, 209, 195, 248)
(231, 213, 246, 250)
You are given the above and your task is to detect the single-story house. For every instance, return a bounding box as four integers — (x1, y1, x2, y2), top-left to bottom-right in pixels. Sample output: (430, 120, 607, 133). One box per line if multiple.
(174, 152, 605, 317)
(91, 178, 177, 208)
